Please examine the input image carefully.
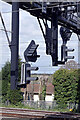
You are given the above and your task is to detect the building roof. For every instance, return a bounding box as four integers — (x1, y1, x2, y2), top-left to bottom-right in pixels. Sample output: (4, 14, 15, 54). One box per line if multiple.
(46, 83, 54, 94)
(21, 83, 54, 95)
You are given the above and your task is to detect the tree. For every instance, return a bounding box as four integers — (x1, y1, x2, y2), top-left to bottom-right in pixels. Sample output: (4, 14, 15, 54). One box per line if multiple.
(52, 68, 79, 107)
(41, 80, 46, 101)
(76, 69, 80, 112)
(61, 60, 78, 70)
(0, 57, 23, 105)
(1, 61, 11, 103)
(39, 75, 48, 101)
(7, 83, 23, 105)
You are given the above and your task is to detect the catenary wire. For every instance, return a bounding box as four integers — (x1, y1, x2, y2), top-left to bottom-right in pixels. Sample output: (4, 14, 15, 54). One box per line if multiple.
(1, 2, 80, 14)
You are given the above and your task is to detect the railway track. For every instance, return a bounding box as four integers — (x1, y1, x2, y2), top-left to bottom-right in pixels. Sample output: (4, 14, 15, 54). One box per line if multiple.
(0, 107, 80, 120)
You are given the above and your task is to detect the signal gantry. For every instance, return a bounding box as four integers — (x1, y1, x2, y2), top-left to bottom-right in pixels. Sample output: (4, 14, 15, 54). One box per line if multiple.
(1, 1, 80, 89)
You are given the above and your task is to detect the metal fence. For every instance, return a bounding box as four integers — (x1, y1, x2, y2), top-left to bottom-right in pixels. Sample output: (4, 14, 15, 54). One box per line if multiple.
(22, 100, 78, 110)
(1, 100, 78, 111)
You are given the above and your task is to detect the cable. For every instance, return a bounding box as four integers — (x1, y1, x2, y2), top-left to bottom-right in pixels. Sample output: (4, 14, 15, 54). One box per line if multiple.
(31, 65, 62, 68)
(1, 9, 22, 14)
(0, 28, 12, 33)
(1, 2, 79, 14)
(0, 12, 11, 48)
(26, 3, 78, 12)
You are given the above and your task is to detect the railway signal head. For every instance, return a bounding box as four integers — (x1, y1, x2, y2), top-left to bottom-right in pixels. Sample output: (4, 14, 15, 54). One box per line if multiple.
(46, 26, 58, 66)
(24, 40, 40, 62)
(61, 45, 74, 62)
(60, 27, 72, 44)
(17, 63, 39, 88)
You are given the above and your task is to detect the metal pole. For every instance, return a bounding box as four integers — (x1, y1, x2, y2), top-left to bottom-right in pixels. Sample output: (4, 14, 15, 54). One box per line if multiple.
(11, 2, 19, 90)
(77, 2, 80, 113)
(51, 8, 58, 66)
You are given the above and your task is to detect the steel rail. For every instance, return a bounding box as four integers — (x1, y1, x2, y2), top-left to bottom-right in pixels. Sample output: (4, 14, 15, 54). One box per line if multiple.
(1, 107, 80, 119)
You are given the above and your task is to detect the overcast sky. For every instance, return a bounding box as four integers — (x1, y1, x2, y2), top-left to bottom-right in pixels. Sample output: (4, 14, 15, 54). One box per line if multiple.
(0, 1, 79, 74)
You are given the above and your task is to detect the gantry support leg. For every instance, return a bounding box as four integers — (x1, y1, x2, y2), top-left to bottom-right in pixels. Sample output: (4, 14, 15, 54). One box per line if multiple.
(51, 8, 58, 66)
(11, 2, 19, 90)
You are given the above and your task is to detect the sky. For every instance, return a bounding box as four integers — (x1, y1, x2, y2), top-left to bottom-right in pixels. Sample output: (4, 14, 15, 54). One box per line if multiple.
(0, 1, 79, 74)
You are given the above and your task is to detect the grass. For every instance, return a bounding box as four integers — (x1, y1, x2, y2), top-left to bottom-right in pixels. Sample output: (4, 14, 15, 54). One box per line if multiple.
(0, 103, 70, 112)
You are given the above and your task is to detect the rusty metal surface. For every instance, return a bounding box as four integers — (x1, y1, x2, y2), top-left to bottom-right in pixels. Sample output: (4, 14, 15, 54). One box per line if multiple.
(0, 107, 80, 120)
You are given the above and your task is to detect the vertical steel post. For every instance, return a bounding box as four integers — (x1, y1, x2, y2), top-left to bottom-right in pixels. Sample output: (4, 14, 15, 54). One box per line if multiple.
(77, 2, 80, 113)
(11, 2, 19, 90)
(51, 8, 58, 66)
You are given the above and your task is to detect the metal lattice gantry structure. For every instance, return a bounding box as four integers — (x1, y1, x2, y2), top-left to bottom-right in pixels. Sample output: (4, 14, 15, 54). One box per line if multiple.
(1, 1, 80, 90)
